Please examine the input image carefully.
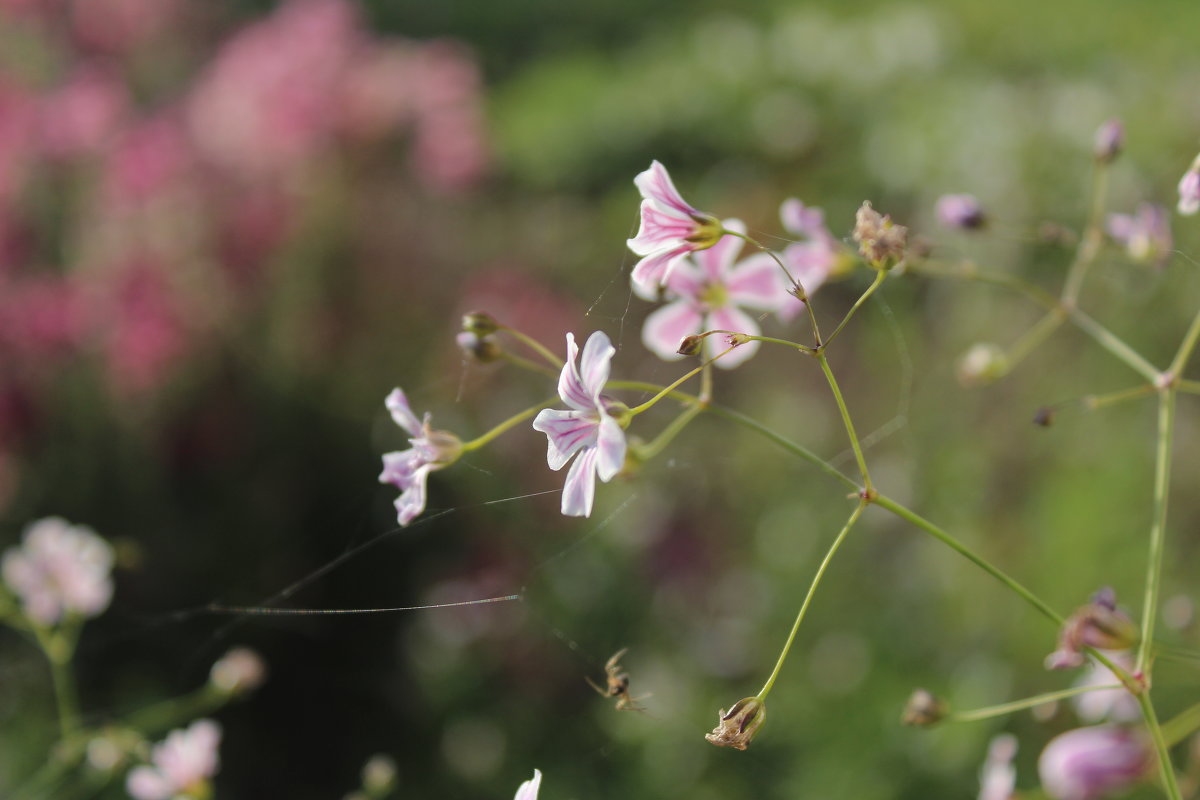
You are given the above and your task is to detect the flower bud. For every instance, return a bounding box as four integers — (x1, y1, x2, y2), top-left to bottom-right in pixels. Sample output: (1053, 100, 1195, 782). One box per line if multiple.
(901, 688, 948, 727)
(853, 201, 908, 269)
(1046, 588, 1138, 671)
(1038, 726, 1152, 800)
(705, 697, 766, 751)
(725, 332, 752, 347)
(957, 343, 1008, 386)
(1033, 406, 1057, 427)
(209, 647, 267, 695)
(462, 310, 499, 336)
(677, 335, 704, 357)
(456, 331, 503, 363)
(1093, 119, 1124, 164)
(936, 194, 987, 230)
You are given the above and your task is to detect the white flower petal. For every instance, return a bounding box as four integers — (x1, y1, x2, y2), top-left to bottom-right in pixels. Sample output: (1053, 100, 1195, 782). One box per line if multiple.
(634, 160, 697, 218)
(385, 389, 423, 436)
(725, 252, 790, 310)
(595, 414, 626, 482)
(560, 447, 599, 517)
(641, 301, 703, 361)
(556, 332, 593, 412)
(532, 409, 597, 471)
(514, 769, 543, 800)
(578, 331, 614, 399)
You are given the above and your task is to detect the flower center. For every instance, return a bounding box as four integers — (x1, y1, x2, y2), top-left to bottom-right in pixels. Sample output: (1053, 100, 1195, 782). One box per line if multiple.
(698, 281, 728, 310)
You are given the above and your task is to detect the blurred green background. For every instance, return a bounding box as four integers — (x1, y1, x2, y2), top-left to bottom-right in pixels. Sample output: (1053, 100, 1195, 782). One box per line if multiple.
(2, 0, 1200, 797)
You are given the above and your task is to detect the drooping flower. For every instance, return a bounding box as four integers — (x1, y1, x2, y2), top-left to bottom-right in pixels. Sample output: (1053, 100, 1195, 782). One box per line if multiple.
(532, 332, 627, 518)
(936, 193, 987, 230)
(514, 769, 542, 800)
(1106, 203, 1172, 267)
(978, 733, 1018, 800)
(379, 389, 462, 526)
(627, 161, 724, 293)
(637, 219, 792, 368)
(1038, 726, 1152, 800)
(1, 517, 114, 626)
(125, 719, 222, 800)
(705, 696, 767, 751)
(1045, 588, 1137, 671)
(1178, 156, 1200, 216)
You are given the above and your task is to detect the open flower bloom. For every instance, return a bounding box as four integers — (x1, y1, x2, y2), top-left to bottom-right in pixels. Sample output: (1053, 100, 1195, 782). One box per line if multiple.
(379, 389, 462, 526)
(514, 769, 542, 800)
(638, 219, 792, 368)
(1038, 726, 1152, 800)
(532, 332, 627, 518)
(126, 719, 222, 800)
(1106, 203, 1171, 267)
(1, 517, 114, 626)
(627, 160, 724, 293)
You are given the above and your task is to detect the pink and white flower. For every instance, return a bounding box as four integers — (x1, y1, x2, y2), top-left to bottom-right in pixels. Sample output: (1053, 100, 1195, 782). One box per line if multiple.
(1178, 157, 1200, 216)
(638, 219, 791, 369)
(778, 198, 845, 309)
(532, 332, 627, 518)
(627, 161, 724, 293)
(379, 389, 462, 526)
(126, 719, 222, 800)
(1107, 203, 1172, 266)
(1, 517, 114, 626)
(1038, 726, 1152, 800)
(514, 769, 542, 800)
(978, 733, 1018, 800)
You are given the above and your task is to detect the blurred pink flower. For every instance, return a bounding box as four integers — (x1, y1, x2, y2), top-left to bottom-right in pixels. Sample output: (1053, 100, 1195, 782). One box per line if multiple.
(38, 66, 128, 159)
(1038, 726, 1152, 800)
(1, 516, 114, 625)
(100, 261, 189, 396)
(637, 218, 790, 369)
(186, 0, 360, 176)
(70, 0, 182, 56)
(935, 193, 987, 230)
(514, 769, 542, 800)
(379, 389, 462, 526)
(1106, 203, 1172, 266)
(532, 332, 626, 518)
(100, 114, 194, 204)
(778, 198, 842, 315)
(126, 719, 222, 800)
(1072, 652, 1140, 723)
(1178, 158, 1200, 216)
(627, 161, 724, 292)
(978, 733, 1018, 800)
(0, 275, 82, 363)
(338, 44, 417, 141)
(408, 40, 488, 191)
(209, 647, 267, 694)
(0, 79, 38, 210)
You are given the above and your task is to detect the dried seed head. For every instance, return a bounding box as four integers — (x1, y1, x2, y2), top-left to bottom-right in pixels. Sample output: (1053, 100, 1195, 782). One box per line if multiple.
(901, 688, 948, 727)
(705, 697, 766, 751)
(853, 201, 908, 269)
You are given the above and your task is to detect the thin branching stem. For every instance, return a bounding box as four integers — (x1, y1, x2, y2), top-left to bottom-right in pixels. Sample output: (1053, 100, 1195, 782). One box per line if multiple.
(949, 684, 1123, 723)
(1137, 388, 1176, 673)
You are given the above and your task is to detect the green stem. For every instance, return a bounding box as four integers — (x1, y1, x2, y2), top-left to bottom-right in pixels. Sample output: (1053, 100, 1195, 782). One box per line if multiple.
(817, 352, 872, 493)
(1138, 692, 1183, 800)
(632, 403, 704, 462)
(1067, 308, 1161, 382)
(949, 683, 1123, 723)
(872, 493, 1063, 626)
(733, 232, 824, 346)
(757, 500, 867, 699)
(1004, 309, 1066, 372)
(905, 260, 1060, 311)
(1169, 305, 1200, 376)
(461, 397, 558, 451)
(1137, 388, 1176, 673)
(628, 346, 735, 416)
(1061, 163, 1109, 305)
(824, 270, 888, 348)
(1162, 700, 1200, 748)
(497, 325, 563, 370)
(124, 686, 227, 734)
(1083, 384, 1157, 411)
(32, 625, 80, 739)
(1178, 379, 1200, 395)
(742, 334, 815, 354)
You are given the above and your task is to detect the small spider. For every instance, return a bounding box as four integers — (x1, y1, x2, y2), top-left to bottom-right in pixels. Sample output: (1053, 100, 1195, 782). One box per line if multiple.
(586, 647, 650, 713)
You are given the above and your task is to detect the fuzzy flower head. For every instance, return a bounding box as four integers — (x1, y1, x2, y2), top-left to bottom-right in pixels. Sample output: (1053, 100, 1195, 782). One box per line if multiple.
(514, 769, 542, 800)
(1038, 726, 1152, 800)
(853, 201, 908, 268)
(1045, 588, 1138, 671)
(637, 219, 792, 368)
(126, 719, 222, 800)
(379, 389, 463, 526)
(627, 161, 724, 293)
(2, 517, 114, 626)
(1178, 154, 1200, 216)
(1107, 203, 1172, 267)
(532, 332, 627, 518)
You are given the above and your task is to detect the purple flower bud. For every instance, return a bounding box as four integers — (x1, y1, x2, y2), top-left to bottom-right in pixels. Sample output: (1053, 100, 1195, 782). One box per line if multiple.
(1178, 162, 1200, 216)
(936, 193, 987, 230)
(1045, 588, 1138, 671)
(1038, 726, 1152, 800)
(1093, 119, 1124, 164)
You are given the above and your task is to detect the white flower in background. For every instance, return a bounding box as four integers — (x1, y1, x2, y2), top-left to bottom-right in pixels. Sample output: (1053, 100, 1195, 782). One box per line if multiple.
(209, 647, 267, 694)
(2, 517, 114, 625)
(514, 769, 542, 800)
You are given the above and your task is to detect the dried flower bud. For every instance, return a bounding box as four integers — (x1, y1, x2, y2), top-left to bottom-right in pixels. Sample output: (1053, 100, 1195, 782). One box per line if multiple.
(462, 310, 499, 336)
(725, 332, 752, 347)
(1045, 588, 1138, 670)
(456, 331, 503, 363)
(1033, 407, 1057, 427)
(677, 334, 704, 357)
(705, 697, 766, 751)
(1093, 119, 1124, 164)
(209, 647, 267, 694)
(957, 343, 1008, 386)
(1039, 726, 1152, 800)
(901, 688, 948, 727)
(854, 201, 907, 269)
(936, 194, 987, 230)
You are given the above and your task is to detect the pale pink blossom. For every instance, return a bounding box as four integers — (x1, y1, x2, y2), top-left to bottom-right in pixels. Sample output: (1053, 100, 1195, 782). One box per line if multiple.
(1178, 159, 1200, 216)
(71, 0, 182, 55)
(627, 161, 724, 292)
(778, 198, 843, 316)
(126, 719, 222, 800)
(408, 40, 489, 191)
(209, 647, 267, 694)
(379, 389, 462, 526)
(1, 517, 114, 625)
(1072, 652, 1139, 723)
(1038, 726, 1152, 800)
(38, 66, 128, 159)
(978, 733, 1018, 800)
(637, 219, 790, 369)
(936, 193, 987, 230)
(514, 769, 542, 800)
(1107, 203, 1171, 266)
(532, 332, 627, 518)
